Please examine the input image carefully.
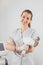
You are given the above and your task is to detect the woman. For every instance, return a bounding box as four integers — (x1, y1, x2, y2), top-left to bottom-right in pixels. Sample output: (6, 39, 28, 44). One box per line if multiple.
(5, 9, 40, 65)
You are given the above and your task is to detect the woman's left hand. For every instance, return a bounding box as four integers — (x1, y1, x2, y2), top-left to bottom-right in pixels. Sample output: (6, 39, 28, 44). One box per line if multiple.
(26, 45, 35, 53)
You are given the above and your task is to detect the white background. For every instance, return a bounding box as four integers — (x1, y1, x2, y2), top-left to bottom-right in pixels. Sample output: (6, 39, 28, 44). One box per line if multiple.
(0, 0, 43, 65)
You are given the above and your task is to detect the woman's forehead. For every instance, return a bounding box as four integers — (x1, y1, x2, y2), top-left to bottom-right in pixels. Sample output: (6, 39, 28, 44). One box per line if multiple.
(21, 12, 31, 18)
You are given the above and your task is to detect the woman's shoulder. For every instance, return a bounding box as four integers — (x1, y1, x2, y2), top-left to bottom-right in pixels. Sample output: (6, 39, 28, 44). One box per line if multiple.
(29, 28, 40, 38)
(27, 28, 36, 34)
(30, 28, 40, 41)
(10, 28, 20, 39)
(29, 27, 38, 33)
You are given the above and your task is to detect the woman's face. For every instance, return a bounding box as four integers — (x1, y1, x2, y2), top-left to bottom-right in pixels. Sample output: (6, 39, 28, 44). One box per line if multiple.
(21, 12, 32, 26)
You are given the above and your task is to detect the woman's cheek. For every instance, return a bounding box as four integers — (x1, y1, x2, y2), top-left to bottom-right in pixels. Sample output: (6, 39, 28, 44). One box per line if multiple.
(20, 17, 23, 22)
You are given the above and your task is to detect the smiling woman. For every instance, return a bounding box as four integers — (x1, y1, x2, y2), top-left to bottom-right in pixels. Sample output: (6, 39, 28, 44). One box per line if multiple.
(5, 9, 40, 65)
(21, 9, 33, 28)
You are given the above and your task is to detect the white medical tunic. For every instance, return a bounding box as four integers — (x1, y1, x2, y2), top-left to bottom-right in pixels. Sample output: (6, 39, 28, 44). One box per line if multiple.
(11, 28, 40, 65)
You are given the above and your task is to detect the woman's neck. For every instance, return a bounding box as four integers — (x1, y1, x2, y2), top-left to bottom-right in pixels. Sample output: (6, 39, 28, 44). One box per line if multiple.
(21, 25, 29, 33)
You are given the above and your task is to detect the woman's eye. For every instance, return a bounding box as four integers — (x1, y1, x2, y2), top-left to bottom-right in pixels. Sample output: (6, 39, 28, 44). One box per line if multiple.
(23, 16, 25, 18)
(27, 17, 29, 20)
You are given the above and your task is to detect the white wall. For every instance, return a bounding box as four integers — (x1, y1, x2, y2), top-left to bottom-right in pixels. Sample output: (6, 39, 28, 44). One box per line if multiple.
(0, 0, 43, 65)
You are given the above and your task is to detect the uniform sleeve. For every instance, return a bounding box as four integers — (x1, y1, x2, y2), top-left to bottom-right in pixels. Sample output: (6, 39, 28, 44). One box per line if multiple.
(31, 30, 40, 41)
(31, 30, 40, 47)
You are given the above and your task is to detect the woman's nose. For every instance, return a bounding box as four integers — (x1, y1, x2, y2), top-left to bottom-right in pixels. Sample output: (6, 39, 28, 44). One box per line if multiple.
(24, 18, 27, 22)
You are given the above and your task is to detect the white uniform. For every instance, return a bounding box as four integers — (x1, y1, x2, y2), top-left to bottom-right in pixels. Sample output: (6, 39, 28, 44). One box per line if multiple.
(11, 28, 40, 65)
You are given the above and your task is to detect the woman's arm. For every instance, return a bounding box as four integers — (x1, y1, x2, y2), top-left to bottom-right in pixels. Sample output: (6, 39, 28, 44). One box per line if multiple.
(5, 37, 16, 51)
(26, 40, 40, 53)
(26, 45, 34, 53)
(5, 37, 22, 53)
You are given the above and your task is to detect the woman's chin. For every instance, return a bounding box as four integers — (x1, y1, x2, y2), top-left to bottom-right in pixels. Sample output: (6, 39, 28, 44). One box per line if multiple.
(22, 23, 27, 26)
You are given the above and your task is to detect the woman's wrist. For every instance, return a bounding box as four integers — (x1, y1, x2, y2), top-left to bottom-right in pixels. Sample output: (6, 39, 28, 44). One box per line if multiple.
(15, 45, 22, 53)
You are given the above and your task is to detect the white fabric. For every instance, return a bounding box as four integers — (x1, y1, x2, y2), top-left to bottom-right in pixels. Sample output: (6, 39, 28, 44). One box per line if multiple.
(20, 37, 35, 55)
(23, 37, 35, 46)
(11, 28, 39, 65)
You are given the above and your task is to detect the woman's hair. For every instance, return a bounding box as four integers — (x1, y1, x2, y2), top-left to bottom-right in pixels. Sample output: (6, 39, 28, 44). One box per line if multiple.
(21, 9, 33, 27)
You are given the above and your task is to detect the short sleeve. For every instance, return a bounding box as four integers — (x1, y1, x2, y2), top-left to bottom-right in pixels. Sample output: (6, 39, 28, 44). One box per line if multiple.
(31, 30, 40, 41)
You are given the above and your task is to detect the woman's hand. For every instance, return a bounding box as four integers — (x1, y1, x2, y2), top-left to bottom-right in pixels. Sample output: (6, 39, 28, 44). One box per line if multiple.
(26, 45, 35, 53)
(15, 45, 22, 53)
